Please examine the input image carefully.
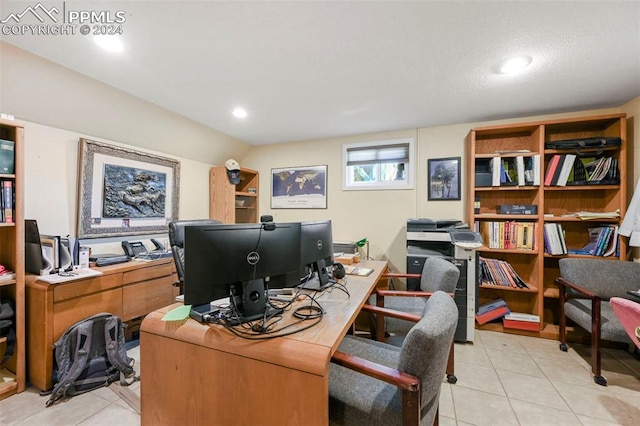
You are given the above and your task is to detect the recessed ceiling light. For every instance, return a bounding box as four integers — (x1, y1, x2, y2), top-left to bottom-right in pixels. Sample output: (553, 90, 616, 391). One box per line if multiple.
(232, 107, 248, 118)
(499, 56, 532, 74)
(93, 36, 124, 53)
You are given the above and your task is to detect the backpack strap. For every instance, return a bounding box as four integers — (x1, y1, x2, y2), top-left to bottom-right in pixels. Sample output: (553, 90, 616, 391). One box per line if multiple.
(46, 321, 94, 407)
(104, 316, 138, 385)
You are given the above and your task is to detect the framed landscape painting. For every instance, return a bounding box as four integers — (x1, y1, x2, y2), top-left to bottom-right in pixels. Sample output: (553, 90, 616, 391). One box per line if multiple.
(428, 157, 461, 201)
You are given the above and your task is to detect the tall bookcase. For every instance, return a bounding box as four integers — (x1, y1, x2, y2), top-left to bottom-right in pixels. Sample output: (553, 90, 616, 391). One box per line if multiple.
(209, 166, 259, 224)
(0, 118, 25, 399)
(466, 113, 627, 338)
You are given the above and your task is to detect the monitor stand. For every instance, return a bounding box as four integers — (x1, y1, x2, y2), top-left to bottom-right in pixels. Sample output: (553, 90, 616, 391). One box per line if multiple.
(299, 265, 334, 292)
(227, 279, 283, 325)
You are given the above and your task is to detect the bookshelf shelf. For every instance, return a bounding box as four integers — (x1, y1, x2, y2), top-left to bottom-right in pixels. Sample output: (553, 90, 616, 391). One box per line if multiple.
(466, 113, 627, 340)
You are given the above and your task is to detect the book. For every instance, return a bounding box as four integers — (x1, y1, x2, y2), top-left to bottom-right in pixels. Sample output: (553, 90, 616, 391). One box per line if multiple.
(476, 305, 510, 325)
(343, 266, 373, 276)
(0, 139, 15, 174)
(477, 298, 508, 315)
(544, 155, 561, 186)
(2, 180, 13, 223)
(516, 156, 525, 186)
(503, 312, 540, 331)
(556, 154, 576, 186)
(491, 157, 501, 186)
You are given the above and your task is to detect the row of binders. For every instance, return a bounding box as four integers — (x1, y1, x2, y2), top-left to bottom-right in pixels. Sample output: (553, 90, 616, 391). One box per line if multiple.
(476, 221, 537, 250)
(544, 154, 619, 186)
(543, 223, 619, 257)
(479, 256, 530, 289)
(490, 155, 541, 186)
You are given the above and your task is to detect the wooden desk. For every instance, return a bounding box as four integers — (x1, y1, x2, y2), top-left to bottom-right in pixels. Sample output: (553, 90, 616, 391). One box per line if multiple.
(26, 258, 178, 391)
(140, 259, 387, 426)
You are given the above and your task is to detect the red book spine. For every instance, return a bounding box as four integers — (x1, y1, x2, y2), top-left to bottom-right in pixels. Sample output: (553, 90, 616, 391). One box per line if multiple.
(544, 155, 561, 186)
(475, 305, 510, 325)
(503, 318, 539, 331)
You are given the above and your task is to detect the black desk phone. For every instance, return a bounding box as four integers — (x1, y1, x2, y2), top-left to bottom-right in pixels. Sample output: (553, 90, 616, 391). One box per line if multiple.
(122, 239, 165, 258)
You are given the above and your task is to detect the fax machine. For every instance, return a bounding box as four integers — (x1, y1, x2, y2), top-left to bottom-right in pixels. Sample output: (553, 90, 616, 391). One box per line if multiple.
(406, 218, 482, 342)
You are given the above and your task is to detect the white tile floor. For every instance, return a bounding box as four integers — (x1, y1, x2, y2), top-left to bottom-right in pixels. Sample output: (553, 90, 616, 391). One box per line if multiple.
(1, 330, 639, 425)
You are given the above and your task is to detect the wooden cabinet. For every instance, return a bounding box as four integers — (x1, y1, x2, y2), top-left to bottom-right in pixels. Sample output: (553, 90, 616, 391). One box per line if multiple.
(0, 119, 25, 400)
(209, 166, 259, 223)
(465, 113, 627, 338)
(25, 258, 178, 391)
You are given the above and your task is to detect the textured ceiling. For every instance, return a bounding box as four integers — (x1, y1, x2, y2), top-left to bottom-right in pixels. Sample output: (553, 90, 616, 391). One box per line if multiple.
(1, 0, 639, 145)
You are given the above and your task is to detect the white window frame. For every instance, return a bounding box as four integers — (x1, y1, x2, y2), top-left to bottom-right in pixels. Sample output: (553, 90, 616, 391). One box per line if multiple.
(342, 138, 415, 191)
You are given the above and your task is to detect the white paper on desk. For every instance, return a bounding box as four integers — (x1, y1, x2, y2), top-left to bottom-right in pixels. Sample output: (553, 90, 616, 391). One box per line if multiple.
(37, 269, 103, 284)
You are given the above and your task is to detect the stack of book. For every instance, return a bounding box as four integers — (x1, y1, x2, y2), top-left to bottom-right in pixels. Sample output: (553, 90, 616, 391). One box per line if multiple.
(503, 312, 540, 331)
(543, 223, 567, 255)
(479, 257, 530, 289)
(477, 221, 537, 250)
(568, 225, 619, 257)
(490, 155, 540, 187)
(544, 154, 619, 186)
(475, 298, 510, 325)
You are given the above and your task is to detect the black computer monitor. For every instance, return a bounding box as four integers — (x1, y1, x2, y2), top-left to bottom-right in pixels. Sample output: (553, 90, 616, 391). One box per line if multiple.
(299, 220, 334, 291)
(184, 222, 302, 323)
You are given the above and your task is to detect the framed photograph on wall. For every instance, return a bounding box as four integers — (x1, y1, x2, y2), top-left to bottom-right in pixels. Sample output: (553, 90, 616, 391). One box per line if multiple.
(271, 165, 327, 209)
(428, 157, 461, 201)
(77, 138, 180, 238)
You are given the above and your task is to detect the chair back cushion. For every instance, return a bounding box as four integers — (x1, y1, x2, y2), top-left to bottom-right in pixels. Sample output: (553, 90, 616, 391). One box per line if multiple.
(558, 258, 640, 300)
(419, 256, 460, 293)
(397, 290, 458, 425)
(610, 297, 640, 350)
(168, 219, 221, 281)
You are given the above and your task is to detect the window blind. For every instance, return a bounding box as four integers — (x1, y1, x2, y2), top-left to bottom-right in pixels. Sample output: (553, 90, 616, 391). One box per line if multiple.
(346, 143, 410, 166)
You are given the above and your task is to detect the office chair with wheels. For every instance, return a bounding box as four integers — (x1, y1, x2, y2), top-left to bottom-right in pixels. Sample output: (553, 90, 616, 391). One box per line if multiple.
(556, 258, 639, 386)
(168, 219, 222, 293)
(372, 256, 460, 383)
(329, 291, 458, 426)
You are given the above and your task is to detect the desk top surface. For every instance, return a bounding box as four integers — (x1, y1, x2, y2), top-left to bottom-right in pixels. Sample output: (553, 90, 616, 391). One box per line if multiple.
(141, 259, 387, 376)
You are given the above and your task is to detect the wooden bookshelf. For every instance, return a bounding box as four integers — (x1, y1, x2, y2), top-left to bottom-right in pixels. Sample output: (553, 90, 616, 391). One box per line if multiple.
(0, 119, 25, 400)
(466, 113, 627, 338)
(209, 166, 259, 224)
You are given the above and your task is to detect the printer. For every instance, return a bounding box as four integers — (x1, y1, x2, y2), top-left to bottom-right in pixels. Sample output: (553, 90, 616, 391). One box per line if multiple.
(406, 218, 482, 342)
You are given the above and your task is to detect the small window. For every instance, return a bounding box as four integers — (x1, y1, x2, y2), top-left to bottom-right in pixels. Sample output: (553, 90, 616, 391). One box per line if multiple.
(342, 138, 414, 190)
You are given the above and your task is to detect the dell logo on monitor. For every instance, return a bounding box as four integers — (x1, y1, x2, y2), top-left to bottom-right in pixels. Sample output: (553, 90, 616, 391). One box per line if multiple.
(247, 251, 260, 265)
(317, 240, 323, 250)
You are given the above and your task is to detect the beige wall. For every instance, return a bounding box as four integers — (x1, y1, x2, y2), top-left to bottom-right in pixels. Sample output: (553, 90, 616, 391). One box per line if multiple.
(0, 42, 250, 166)
(22, 121, 213, 254)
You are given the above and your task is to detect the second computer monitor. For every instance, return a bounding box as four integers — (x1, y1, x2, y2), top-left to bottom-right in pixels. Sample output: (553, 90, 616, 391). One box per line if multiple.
(300, 220, 334, 290)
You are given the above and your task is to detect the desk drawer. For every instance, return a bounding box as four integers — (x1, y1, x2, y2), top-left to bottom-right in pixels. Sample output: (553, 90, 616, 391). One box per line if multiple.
(122, 274, 177, 320)
(123, 262, 175, 285)
(53, 287, 123, 338)
(53, 273, 122, 303)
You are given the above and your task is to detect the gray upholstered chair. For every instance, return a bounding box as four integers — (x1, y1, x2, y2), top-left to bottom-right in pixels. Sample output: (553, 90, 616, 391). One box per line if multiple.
(329, 291, 458, 426)
(168, 219, 222, 293)
(556, 258, 640, 386)
(372, 256, 460, 383)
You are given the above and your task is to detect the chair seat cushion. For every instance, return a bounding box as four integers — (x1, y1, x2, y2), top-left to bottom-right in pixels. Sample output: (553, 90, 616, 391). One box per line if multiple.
(565, 299, 631, 343)
(329, 336, 403, 426)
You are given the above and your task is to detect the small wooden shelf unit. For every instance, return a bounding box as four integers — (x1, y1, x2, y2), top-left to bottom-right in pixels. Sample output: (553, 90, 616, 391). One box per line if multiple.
(209, 166, 259, 223)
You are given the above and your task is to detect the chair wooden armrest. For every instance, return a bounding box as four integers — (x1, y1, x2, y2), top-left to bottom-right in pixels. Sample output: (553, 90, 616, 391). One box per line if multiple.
(375, 289, 455, 298)
(332, 349, 422, 425)
(555, 277, 599, 300)
(382, 272, 422, 280)
(361, 304, 421, 323)
(331, 350, 419, 391)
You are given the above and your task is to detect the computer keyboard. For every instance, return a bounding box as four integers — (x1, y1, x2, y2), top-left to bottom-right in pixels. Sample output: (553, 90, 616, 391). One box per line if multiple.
(135, 251, 174, 260)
